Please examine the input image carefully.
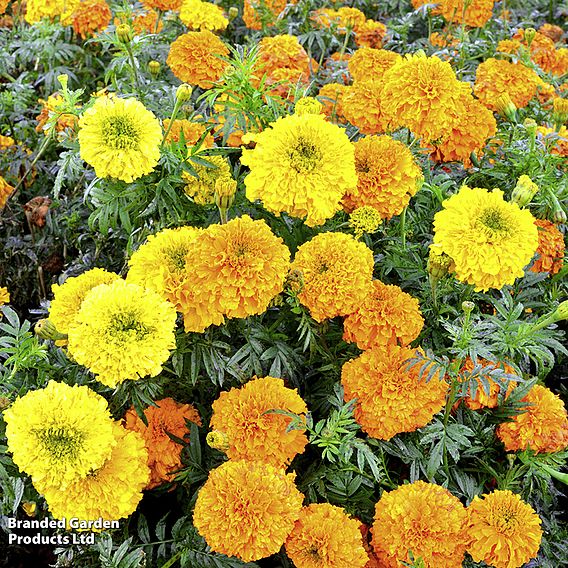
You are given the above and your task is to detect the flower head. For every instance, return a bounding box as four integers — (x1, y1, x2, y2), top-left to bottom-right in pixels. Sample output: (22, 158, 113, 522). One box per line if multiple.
(4, 381, 115, 488)
(433, 186, 539, 291)
(440, 0, 495, 28)
(71, 0, 112, 39)
(242, 113, 357, 227)
(466, 490, 542, 568)
(210, 376, 308, 467)
(243, 0, 288, 30)
(341, 82, 388, 134)
(179, 0, 228, 31)
(193, 460, 304, 562)
(348, 48, 400, 84)
(142, 0, 182, 10)
(341, 346, 448, 440)
(78, 96, 162, 183)
(0, 286, 9, 307)
(25, 0, 80, 23)
(182, 155, 231, 205)
(349, 206, 382, 239)
(0, 176, 14, 210)
(162, 119, 214, 149)
(531, 219, 564, 275)
(285, 503, 369, 568)
(67, 280, 177, 387)
(317, 83, 349, 124)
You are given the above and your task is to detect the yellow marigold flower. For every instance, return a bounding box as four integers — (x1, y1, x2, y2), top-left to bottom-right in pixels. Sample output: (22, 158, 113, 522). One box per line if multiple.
(210, 376, 308, 467)
(497, 384, 568, 453)
(341, 82, 388, 134)
(285, 503, 369, 568)
(550, 47, 568, 77)
(0, 134, 15, 148)
(312, 7, 366, 31)
(24, 0, 80, 23)
(78, 96, 162, 183)
(132, 10, 163, 34)
(291, 232, 373, 322)
(185, 215, 290, 320)
(343, 280, 424, 350)
(194, 460, 303, 561)
(354, 19, 387, 49)
(380, 53, 470, 142)
(294, 96, 323, 116)
(0, 176, 14, 210)
(182, 155, 231, 205)
(433, 186, 539, 291)
(49, 268, 120, 335)
(0, 286, 9, 307)
(317, 83, 349, 124)
(124, 398, 201, 489)
(440, 0, 495, 28)
(371, 481, 468, 568)
(37, 422, 149, 526)
(242, 113, 357, 227)
(474, 58, 540, 111)
(553, 97, 568, 126)
(163, 119, 214, 148)
(71, 0, 112, 39)
(466, 490, 542, 568)
(347, 48, 400, 84)
(142, 0, 182, 10)
(179, 0, 228, 31)
(343, 135, 422, 219)
(67, 280, 177, 387)
(531, 219, 565, 275)
(427, 243, 454, 279)
(36, 94, 78, 135)
(349, 206, 382, 239)
(3, 381, 115, 488)
(167, 30, 229, 88)
(341, 345, 448, 440)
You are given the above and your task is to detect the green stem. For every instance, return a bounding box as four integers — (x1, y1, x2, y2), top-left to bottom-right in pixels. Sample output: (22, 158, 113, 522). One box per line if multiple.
(125, 43, 141, 95)
(162, 98, 184, 146)
(161, 550, 182, 568)
(400, 206, 407, 250)
(154, 9, 163, 34)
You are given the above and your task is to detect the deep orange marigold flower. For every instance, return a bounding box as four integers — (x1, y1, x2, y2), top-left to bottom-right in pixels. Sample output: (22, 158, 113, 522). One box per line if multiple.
(371, 481, 468, 568)
(285, 503, 369, 568)
(0, 176, 14, 210)
(343, 280, 424, 350)
(497, 384, 568, 453)
(124, 398, 201, 490)
(354, 19, 387, 49)
(211, 376, 307, 467)
(317, 83, 349, 123)
(167, 31, 229, 88)
(162, 118, 214, 148)
(142, 0, 182, 11)
(429, 30, 458, 47)
(291, 232, 374, 322)
(531, 218, 565, 275)
(466, 490, 542, 568)
(132, 10, 163, 34)
(512, 29, 559, 74)
(341, 82, 388, 134)
(347, 48, 401, 84)
(539, 23, 564, 42)
(71, 0, 111, 39)
(193, 460, 304, 562)
(440, 0, 495, 28)
(343, 135, 423, 219)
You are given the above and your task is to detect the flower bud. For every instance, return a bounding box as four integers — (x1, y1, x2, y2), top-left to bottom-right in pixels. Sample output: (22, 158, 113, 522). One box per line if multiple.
(523, 118, 537, 135)
(427, 244, 453, 280)
(462, 301, 475, 314)
(116, 24, 133, 44)
(207, 430, 230, 452)
(34, 318, 67, 341)
(511, 175, 539, 208)
(552, 205, 567, 225)
(495, 93, 517, 122)
(22, 502, 37, 517)
(148, 60, 161, 78)
(214, 176, 237, 212)
(524, 27, 537, 47)
(552, 97, 568, 129)
(57, 74, 69, 92)
(553, 300, 568, 322)
(228, 6, 238, 21)
(176, 83, 193, 103)
(294, 97, 323, 116)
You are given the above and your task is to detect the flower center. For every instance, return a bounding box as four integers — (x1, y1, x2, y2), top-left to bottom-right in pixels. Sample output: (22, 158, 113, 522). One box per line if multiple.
(289, 137, 321, 173)
(103, 116, 140, 150)
(167, 246, 189, 271)
(479, 207, 509, 233)
(108, 311, 151, 341)
(36, 426, 84, 462)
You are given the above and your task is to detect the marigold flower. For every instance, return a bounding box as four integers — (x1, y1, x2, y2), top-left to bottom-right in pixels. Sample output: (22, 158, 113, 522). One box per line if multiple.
(179, 0, 228, 31)
(67, 280, 177, 387)
(210, 376, 307, 467)
(193, 460, 304, 562)
(124, 398, 201, 489)
(78, 96, 162, 183)
(348, 48, 401, 84)
(36, 94, 78, 134)
(317, 83, 349, 124)
(0, 0, 9, 14)
(539, 23, 564, 42)
(242, 113, 357, 227)
(433, 186, 539, 291)
(537, 125, 568, 157)
(348, 206, 382, 239)
(341, 82, 388, 134)
(512, 29, 558, 74)
(531, 219, 565, 275)
(132, 10, 163, 34)
(0, 286, 9, 307)
(38, 422, 149, 525)
(142, 0, 182, 11)
(371, 481, 468, 568)
(185, 215, 290, 321)
(440, 0, 495, 28)
(343, 135, 422, 219)
(71, 0, 112, 39)
(3, 381, 115, 488)
(343, 280, 424, 350)
(182, 155, 231, 205)
(342, 345, 448, 439)
(0, 176, 14, 210)
(285, 503, 369, 568)
(0, 134, 14, 148)
(291, 232, 373, 322)
(25, 0, 80, 23)
(497, 384, 568, 453)
(294, 96, 323, 116)
(167, 30, 229, 88)
(354, 19, 387, 49)
(163, 118, 214, 148)
(466, 490, 542, 568)
(243, 0, 289, 30)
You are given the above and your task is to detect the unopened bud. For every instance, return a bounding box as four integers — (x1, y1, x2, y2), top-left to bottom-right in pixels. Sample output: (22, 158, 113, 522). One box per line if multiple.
(495, 93, 517, 122)
(206, 430, 230, 452)
(552, 205, 567, 225)
(285, 268, 304, 294)
(228, 6, 238, 21)
(214, 176, 237, 211)
(523, 118, 537, 135)
(553, 300, 568, 322)
(34, 319, 67, 341)
(552, 97, 568, 129)
(22, 502, 37, 517)
(148, 60, 161, 78)
(57, 74, 69, 92)
(427, 244, 453, 280)
(294, 97, 323, 116)
(116, 24, 133, 44)
(524, 27, 537, 47)
(511, 175, 539, 208)
(176, 83, 193, 103)
(462, 301, 475, 314)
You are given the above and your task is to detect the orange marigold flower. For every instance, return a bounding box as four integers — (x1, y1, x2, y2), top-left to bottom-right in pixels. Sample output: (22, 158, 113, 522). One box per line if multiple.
(497, 384, 568, 453)
(550, 47, 568, 77)
(162, 118, 214, 148)
(243, 0, 290, 30)
(193, 460, 304, 562)
(440, 0, 495, 28)
(342, 82, 388, 134)
(371, 481, 468, 568)
(167, 31, 229, 88)
(537, 125, 568, 157)
(474, 58, 540, 111)
(123, 398, 201, 490)
(380, 52, 470, 142)
(36, 94, 78, 134)
(539, 23, 564, 42)
(210, 376, 307, 467)
(71, 0, 111, 39)
(429, 31, 458, 47)
(343, 135, 423, 219)
(142, 0, 182, 11)
(466, 490, 542, 568)
(411, 0, 442, 12)
(0, 0, 9, 14)
(342, 345, 448, 440)
(347, 48, 401, 84)
(512, 29, 558, 74)
(285, 503, 369, 568)
(312, 7, 366, 31)
(132, 10, 163, 34)
(0, 176, 14, 210)
(343, 280, 424, 350)
(354, 19, 387, 49)
(531, 219, 565, 275)
(317, 83, 349, 124)
(291, 232, 374, 322)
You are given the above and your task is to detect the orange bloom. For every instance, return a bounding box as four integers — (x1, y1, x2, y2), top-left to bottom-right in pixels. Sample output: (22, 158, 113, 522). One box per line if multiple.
(497, 384, 568, 453)
(341, 345, 448, 440)
(429, 31, 458, 47)
(243, 0, 291, 30)
(0, 176, 14, 210)
(537, 125, 568, 157)
(312, 7, 366, 31)
(531, 219, 564, 275)
(317, 83, 349, 124)
(342, 82, 388, 134)
(132, 10, 163, 34)
(371, 481, 468, 568)
(347, 48, 400, 84)
(0, 0, 8, 14)
(71, 0, 111, 38)
(539, 23, 564, 42)
(210, 376, 308, 467)
(162, 118, 214, 148)
(354, 19, 387, 49)
(36, 94, 78, 134)
(440, 0, 495, 28)
(123, 398, 202, 490)
(550, 47, 568, 77)
(512, 29, 559, 74)
(343, 135, 423, 219)
(167, 31, 229, 88)
(343, 280, 424, 350)
(142, 0, 182, 11)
